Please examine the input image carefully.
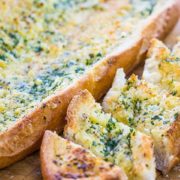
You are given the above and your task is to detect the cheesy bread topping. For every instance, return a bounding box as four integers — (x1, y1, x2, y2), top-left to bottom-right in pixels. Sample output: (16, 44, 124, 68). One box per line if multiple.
(143, 39, 180, 97)
(0, 0, 159, 131)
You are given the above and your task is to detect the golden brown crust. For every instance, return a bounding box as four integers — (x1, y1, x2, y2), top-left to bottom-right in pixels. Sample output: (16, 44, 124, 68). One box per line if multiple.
(155, 114, 180, 174)
(166, 114, 180, 170)
(40, 130, 127, 180)
(0, 0, 179, 168)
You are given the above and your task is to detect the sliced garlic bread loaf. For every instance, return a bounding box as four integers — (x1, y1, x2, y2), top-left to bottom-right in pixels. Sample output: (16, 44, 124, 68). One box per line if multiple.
(143, 38, 180, 96)
(40, 131, 127, 180)
(103, 69, 180, 174)
(0, 0, 179, 168)
(64, 90, 156, 179)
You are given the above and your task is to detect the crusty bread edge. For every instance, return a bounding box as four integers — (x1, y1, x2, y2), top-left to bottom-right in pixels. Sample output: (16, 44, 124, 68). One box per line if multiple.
(155, 114, 180, 174)
(0, 0, 179, 168)
(40, 130, 59, 180)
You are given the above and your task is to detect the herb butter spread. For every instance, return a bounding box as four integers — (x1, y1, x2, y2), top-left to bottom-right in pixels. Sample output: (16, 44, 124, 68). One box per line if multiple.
(0, 0, 159, 131)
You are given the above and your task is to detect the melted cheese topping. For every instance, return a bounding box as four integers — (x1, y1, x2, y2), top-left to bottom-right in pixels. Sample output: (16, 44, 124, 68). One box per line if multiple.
(0, 0, 159, 131)
(65, 95, 155, 179)
(143, 39, 180, 97)
(103, 70, 180, 139)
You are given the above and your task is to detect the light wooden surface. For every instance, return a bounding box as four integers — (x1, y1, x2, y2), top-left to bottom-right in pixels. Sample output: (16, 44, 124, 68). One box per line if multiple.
(0, 18, 179, 180)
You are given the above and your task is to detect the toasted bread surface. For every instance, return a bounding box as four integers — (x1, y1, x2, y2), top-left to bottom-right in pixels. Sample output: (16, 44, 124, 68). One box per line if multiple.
(143, 38, 180, 96)
(64, 90, 156, 179)
(40, 130, 127, 180)
(102, 69, 180, 174)
(0, 0, 179, 168)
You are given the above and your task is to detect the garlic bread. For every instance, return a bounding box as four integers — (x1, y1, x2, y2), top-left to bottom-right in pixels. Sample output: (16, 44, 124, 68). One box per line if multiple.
(143, 38, 180, 96)
(0, 0, 179, 168)
(64, 90, 156, 179)
(103, 69, 180, 174)
(40, 130, 127, 180)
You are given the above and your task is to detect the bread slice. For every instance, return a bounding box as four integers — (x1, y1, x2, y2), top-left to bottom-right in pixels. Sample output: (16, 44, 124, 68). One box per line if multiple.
(143, 38, 180, 96)
(0, 0, 179, 168)
(64, 90, 156, 179)
(40, 130, 127, 180)
(102, 69, 180, 174)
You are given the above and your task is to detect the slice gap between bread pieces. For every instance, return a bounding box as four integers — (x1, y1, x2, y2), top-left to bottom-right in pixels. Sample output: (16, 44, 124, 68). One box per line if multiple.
(40, 130, 127, 180)
(143, 38, 180, 97)
(64, 90, 156, 180)
(102, 69, 180, 174)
